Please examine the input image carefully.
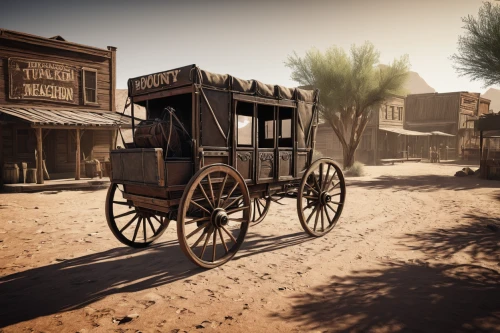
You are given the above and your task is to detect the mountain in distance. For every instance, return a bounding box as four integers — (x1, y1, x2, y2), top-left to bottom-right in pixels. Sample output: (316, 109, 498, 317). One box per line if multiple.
(481, 88, 500, 113)
(405, 71, 436, 95)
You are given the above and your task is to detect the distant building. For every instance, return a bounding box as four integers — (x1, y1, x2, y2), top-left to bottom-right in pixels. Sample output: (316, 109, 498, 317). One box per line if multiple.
(316, 95, 408, 165)
(404, 92, 490, 160)
(0, 29, 132, 185)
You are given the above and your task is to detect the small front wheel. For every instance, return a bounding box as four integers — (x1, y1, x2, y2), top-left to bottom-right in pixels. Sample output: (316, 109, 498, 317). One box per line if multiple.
(177, 164, 250, 268)
(105, 183, 169, 248)
(297, 158, 346, 237)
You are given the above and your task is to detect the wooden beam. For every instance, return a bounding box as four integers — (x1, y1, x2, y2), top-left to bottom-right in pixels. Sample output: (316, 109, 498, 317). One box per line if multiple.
(75, 128, 81, 180)
(31, 125, 132, 130)
(35, 127, 44, 184)
(108, 46, 117, 112)
(0, 124, 3, 186)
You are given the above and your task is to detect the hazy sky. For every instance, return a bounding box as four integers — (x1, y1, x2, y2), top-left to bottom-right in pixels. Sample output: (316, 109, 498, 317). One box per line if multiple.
(1, 0, 497, 93)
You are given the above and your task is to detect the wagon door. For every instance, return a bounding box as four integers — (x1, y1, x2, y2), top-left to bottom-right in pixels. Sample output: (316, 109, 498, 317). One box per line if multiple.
(277, 106, 294, 180)
(234, 101, 255, 183)
(256, 104, 276, 183)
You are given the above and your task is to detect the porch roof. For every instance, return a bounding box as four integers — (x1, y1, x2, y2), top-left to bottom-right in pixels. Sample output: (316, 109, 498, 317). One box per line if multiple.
(0, 106, 134, 129)
(379, 127, 455, 137)
(379, 127, 431, 136)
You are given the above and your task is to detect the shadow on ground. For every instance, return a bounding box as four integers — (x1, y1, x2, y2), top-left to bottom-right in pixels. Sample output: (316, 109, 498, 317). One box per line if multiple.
(0, 230, 312, 328)
(278, 262, 500, 332)
(400, 213, 500, 264)
(348, 174, 499, 192)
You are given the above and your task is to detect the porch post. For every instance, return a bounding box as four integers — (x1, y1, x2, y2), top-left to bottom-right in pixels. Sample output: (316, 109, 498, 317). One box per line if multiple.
(35, 127, 44, 184)
(75, 128, 81, 180)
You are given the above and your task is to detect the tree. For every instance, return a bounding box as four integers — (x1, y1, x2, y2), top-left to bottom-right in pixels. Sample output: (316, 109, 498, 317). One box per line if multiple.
(286, 42, 409, 169)
(452, 2, 500, 86)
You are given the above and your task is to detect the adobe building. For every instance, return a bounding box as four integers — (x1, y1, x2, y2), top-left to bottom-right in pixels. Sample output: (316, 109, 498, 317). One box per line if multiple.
(0, 29, 133, 185)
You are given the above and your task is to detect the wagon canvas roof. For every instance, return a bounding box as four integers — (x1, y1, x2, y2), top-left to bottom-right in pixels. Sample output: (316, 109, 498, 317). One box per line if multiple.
(0, 106, 134, 128)
(128, 65, 319, 104)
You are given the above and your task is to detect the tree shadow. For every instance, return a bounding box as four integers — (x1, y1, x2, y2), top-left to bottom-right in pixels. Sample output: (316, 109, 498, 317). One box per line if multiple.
(400, 213, 500, 264)
(277, 262, 500, 332)
(0, 229, 314, 328)
(348, 174, 499, 192)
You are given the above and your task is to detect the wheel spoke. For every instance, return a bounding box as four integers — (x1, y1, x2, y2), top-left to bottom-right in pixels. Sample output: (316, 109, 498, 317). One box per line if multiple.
(330, 201, 343, 205)
(132, 217, 142, 242)
(206, 174, 216, 208)
(252, 199, 256, 221)
(325, 170, 337, 191)
(185, 216, 210, 225)
(147, 217, 156, 235)
(223, 195, 243, 210)
(306, 204, 319, 224)
(192, 229, 208, 248)
(305, 182, 319, 194)
(324, 204, 332, 225)
(119, 214, 139, 233)
(322, 164, 331, 191)
(312, 172, 321, 192)
(326, 203, 337, 214)
(228, 218, 248, 223)
(256, 199, 262, 216)
(319, 163, 323, 190)
(186, 221, 210, 239)
(218, 228, 229, 253)
(303, 195, 319, 200)
(221, 182, 239, 207)
(217, 173, 229, 208)
(313, 205, 320, 231)
(143, 218, 147, 242)
(114, 210, 136, 219)
(226, 206, 249, 215)
(200, 227, 214, 259)
(198, 183, 215, 210)
(221, 225, 237, 243)
(190, 200, 212, 214)
(320, 206, 325, 231)
(212, 230, 217, 262)
(327, 181, 341, 193)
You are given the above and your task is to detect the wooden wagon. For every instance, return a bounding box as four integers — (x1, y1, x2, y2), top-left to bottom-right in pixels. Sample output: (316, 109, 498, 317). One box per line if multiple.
(106, 65, 346, 268)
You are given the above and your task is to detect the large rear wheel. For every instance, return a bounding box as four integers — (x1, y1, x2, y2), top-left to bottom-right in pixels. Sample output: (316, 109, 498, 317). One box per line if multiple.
(177, 164, 250, 268)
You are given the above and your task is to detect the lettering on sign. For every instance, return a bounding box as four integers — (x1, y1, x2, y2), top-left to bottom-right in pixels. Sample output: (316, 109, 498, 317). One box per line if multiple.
(9, 58, 79, 104)
(130, 69, 181, 95)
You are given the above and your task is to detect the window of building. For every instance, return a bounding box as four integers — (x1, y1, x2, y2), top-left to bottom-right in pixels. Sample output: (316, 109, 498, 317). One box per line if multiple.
(398, 107, 403, 120)
(385, 105, 388, 119)
(83, 68, 98, 105)
(390, 106, 395, 120)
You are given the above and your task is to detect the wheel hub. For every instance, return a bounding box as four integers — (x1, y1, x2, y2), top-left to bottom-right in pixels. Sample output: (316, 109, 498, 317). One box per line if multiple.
(212, 208, 229, 228)
(319, 192, 332, 206)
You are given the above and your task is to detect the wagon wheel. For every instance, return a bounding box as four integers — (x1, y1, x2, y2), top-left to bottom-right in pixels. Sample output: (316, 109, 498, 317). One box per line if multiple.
(105, 183, 170, 248)
(177, 164, 250, 268)
(297, 158, 346, 237)
(250, 197, 271, 225)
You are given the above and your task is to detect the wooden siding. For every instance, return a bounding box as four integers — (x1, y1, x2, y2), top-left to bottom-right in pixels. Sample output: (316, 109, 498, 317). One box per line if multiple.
(0, 38, 113, 111)
(405, 93, 460, 123)
(378, 96, 405, 128)
(315, 123, 343, 161)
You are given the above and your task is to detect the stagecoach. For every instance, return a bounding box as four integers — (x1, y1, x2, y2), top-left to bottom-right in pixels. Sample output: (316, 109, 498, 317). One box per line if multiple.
(106, 65, 346, 268)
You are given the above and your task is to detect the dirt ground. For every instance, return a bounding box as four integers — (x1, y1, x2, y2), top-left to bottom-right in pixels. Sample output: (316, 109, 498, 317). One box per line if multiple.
(0, 162, 499, 333)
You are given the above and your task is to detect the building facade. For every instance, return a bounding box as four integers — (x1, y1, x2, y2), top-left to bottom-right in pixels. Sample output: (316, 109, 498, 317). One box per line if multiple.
(0, 29, 132, 185)
(404, 92, 491, 160)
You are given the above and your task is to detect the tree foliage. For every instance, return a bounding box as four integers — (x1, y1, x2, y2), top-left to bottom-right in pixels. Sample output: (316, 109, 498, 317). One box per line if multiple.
(286, 42, 409, 168)
(452, 2, 500, 87)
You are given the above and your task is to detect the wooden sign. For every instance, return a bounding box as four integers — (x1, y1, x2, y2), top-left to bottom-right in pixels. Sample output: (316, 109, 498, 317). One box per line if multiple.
(8, 58, 79, 104)
(128, 64, 194, 97)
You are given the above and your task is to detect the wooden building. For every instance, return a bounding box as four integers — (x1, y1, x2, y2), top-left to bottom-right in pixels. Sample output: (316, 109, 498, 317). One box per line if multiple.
(0, 29, 132, 186)
(316, 95, 410, 165)
(477, 112, 500, 179)
(405, 92, 490, 160)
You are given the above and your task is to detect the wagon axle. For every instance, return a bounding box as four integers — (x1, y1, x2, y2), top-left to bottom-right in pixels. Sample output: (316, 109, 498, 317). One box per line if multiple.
(212, 208, 229, 228)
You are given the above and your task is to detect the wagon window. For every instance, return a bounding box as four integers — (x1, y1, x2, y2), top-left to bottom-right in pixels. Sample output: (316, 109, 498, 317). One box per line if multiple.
(265, 120, 274, 139)
(237, 115, 253, 146)
(278, 107, 293, 147)
(281, 119, 291, 138)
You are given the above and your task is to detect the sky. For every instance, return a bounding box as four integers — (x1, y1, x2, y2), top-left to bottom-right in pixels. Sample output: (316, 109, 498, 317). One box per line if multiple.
(1, 0, 498, 94)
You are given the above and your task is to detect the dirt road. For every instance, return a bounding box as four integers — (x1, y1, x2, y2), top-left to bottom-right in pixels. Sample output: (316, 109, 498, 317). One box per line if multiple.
(0, 163, 499, 332)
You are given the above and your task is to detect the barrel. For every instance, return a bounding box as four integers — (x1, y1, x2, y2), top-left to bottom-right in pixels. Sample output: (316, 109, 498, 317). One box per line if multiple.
(26, 168, 37, 184)
(3, 163, 19, 184)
